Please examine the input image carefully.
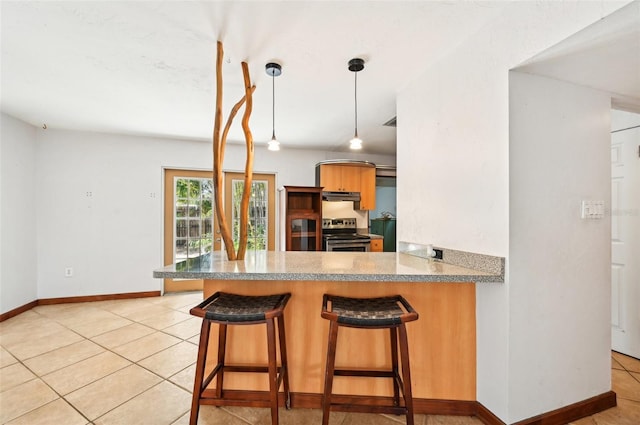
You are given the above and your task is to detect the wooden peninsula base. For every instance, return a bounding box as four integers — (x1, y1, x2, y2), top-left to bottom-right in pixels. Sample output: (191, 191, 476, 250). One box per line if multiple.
(201, 279, 476, 413)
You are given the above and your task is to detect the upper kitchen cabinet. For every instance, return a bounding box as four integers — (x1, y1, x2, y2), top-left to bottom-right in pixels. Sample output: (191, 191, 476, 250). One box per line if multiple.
(319, 163, 361, 192)
(315, 160, 376, 210)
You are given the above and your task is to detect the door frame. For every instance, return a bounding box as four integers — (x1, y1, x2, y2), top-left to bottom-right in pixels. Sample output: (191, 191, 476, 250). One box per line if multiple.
(163, 168, 216, 293)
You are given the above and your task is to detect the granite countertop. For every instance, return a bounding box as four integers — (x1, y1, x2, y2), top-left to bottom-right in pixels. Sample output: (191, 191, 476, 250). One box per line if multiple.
(153, 251, 504, 283)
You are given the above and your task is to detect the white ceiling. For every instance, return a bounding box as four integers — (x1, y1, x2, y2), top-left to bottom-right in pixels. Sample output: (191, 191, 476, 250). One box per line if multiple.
(2, 1, 638, 155)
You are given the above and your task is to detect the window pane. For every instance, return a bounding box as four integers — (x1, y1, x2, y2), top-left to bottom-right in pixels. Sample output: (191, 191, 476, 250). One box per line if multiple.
(174, 176, 213, 263)
(231, 179, 269, 251)
(176, 219, 187, 238)
(200, 237, 212, 255)
(188, 200, 201, 218)
(189, 180, 201, 197)
(188, 239, 201, 258)
(189, 219, 200, 238)
(175, 239, 187, 260)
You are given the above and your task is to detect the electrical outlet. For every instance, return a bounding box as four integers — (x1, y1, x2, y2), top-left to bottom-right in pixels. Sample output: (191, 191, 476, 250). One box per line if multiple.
(64, 267, 74, 277)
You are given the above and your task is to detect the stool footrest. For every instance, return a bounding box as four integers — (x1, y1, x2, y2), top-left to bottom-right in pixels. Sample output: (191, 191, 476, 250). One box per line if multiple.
(334, 369, 396, 378)
(200, 389, 290, 408)
(198, 364, 287, 391)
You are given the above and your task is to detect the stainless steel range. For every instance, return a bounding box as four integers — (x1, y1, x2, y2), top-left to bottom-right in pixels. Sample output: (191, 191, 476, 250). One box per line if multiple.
(322, 218, 371, 252)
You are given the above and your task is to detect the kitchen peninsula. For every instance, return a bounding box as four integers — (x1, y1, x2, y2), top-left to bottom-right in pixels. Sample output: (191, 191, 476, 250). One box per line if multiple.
(154, 247, 504, 414)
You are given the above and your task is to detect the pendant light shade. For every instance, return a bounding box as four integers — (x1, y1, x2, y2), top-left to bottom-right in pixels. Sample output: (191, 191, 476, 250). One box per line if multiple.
(266, 62, 282, 151)
(348, 58, 364, 150)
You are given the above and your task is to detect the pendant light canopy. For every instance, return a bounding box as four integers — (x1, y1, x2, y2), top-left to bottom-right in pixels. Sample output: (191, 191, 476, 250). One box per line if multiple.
(348, 58, 364, 150)
(265, 62, 282, 151)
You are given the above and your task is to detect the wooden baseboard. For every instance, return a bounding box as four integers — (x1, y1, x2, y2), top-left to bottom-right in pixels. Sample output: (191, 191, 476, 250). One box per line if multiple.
(477, 402, 507, 425)
(414, 398, 477, 416)
(205, 391, 616, 424)
(37, 291, 161, 305)
(511, 391, 616, 425)
(198, 390, 479, 416)
(0, 300, 38, 322)
(0, 291, 162, 322)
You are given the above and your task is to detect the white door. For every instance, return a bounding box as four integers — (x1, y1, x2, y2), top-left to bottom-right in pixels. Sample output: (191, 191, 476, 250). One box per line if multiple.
(611, 109, 640, 359)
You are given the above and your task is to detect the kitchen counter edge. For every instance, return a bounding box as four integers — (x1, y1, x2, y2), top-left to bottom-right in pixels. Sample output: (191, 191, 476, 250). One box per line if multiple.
(153, 252, 504, 283)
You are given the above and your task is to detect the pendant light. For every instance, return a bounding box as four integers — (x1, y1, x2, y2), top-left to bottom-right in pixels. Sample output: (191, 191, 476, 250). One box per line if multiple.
(348, 58, 364, 150)
(265, 62, 282, 151)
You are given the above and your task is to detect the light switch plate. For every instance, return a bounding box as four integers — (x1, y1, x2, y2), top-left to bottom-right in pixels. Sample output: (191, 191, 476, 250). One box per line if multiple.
(581, 200, 605, 219)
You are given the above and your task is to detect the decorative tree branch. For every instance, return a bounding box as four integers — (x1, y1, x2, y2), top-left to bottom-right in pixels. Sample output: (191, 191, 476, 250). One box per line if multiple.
(221, 85, 256, 167)
(210, 41, 257, 261)
(212, 41, 236, 260)
(236, 61, 255, 260)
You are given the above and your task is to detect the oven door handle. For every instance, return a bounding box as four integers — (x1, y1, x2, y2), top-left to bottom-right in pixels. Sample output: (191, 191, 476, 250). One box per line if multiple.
(326, 241, 371, 252)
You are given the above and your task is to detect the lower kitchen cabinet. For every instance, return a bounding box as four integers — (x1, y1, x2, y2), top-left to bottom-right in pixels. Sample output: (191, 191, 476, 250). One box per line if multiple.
(370, 218, 396, 252)
(370, 238, 383, 252)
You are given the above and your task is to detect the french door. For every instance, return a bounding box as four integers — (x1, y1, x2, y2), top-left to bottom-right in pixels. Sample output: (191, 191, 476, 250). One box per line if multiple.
(224, 172, 276, 251)
(163, 169, 276, 292)
(163, 169, 218, 292)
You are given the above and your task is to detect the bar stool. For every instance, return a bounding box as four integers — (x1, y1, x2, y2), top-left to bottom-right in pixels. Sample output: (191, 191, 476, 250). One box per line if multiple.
(189, 292, 291, 425)
(320, 294, 419, 425)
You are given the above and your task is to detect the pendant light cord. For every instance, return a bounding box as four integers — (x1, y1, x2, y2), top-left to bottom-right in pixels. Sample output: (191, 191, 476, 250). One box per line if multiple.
(272, 71, 276, 140)
(354, 71, 358, 137)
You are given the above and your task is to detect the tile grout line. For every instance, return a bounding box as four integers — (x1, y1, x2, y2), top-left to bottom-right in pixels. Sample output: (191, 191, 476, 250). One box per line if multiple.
(1, 295, 199, 424)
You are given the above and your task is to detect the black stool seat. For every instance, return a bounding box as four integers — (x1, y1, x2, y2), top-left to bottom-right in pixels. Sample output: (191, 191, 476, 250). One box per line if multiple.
(321, 294, 419, 425)
(327, 294, 413, 327)
(199, 292, 289, 323)
(189, 291, 291, 425)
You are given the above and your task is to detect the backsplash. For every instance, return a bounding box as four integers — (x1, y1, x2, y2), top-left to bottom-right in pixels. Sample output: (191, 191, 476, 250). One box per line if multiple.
(398, 241, 505, 278)
(322, 201, 368, 229)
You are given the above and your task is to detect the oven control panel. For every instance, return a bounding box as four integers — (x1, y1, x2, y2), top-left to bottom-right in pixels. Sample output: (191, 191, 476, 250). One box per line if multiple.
(322, 217, 357, 230)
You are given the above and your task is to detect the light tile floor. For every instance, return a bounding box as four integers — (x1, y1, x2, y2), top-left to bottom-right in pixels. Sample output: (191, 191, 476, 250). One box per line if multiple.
(1, 292, 638, 425)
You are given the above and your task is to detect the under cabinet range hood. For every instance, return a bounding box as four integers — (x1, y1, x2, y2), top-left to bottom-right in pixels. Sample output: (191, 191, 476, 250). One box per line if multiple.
(322, 191, 361, 203)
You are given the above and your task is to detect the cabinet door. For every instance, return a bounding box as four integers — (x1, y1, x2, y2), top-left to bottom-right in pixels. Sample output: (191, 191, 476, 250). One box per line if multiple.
(370, 239, 383, 252)
(340, 166, 361, 192)
(319, 164, 343, 191)
(320, 164, 361, 192)
(359, 166, 376, 210)
(287, 215, 321, 251)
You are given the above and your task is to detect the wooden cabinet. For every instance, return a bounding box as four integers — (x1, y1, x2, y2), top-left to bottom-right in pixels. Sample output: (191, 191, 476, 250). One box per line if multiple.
(319, 164, 361, 192)
(359, 165, 376, 211)
(370, 238, 383, 252)
(283, 186, 322, 251)
(371, 218, 396, 252)
(316, 161, 376, 210)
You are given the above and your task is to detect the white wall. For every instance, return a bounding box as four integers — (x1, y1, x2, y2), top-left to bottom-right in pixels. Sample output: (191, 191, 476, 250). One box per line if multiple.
(0, 124, 392, 309)
(509, 72, 612, 421)
(1, 113, 38, 312)
(396, 1, 628, 422)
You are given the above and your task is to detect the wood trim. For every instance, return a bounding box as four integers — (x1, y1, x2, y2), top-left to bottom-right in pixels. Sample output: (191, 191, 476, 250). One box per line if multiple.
(195, 390, 479, 415)
(163, 168, 213, 292)
(476, 402, 507, 425)
(511, 391, 616, 425)
(194, 391, 615, 424)
(413, 398, 477, 416)
(0, 300, 38, 322)
(1, 291, 161, 322)
(37, 291, 161, 305)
